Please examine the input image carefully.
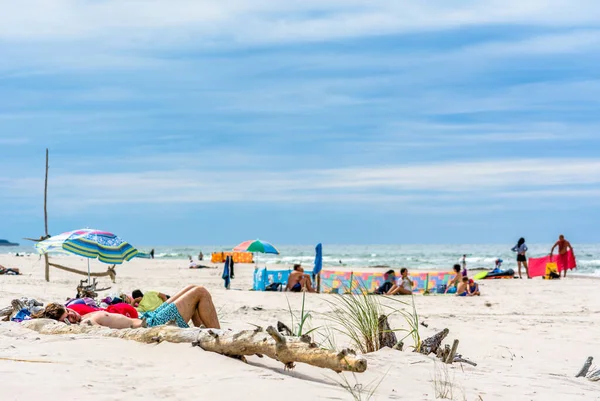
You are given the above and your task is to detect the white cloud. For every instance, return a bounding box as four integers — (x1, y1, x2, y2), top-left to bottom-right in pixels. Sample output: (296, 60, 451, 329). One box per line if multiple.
(0, 1, 599, 44)
(20, 158, 598, 207)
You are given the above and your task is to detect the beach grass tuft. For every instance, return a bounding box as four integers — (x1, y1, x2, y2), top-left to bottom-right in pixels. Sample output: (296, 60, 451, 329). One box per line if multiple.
(324, 283, 422, 353)
(325, 288, 384, 354)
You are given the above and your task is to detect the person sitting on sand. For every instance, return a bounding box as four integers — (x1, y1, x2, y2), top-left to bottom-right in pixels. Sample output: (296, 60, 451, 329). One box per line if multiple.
(374, 270, 396, 294)
(130, 289, 168, 313)
(468, 278, 480, 296)
(286, 264, 316, 293)
(0, 265, 20, 275)
(456, 276, 470, 296)
(445, 264, 462, 294)
(387, 268, 413, 295)
(33, 284, 220, 329)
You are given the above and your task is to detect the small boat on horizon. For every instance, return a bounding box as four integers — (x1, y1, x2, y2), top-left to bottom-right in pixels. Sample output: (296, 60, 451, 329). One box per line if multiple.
(0, 239, 19, 247)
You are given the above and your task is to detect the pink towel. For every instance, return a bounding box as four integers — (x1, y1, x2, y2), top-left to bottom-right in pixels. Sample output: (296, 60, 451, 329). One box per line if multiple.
(528, 250, 576, 278)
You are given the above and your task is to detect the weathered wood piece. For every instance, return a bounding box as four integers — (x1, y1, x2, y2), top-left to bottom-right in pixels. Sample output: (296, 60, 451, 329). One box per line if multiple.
(49, 262, 117, 283)
(445, 339, 459, 364)
(378, 315, 398, 349)
(21, 319, 367, 373)
(576, 356, 593, 377)
(453, 355, 477, 367)
(418, 328, 449, 355)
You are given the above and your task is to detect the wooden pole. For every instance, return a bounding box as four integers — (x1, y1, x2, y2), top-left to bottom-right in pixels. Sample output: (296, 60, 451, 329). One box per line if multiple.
(44, 148, 50, 282)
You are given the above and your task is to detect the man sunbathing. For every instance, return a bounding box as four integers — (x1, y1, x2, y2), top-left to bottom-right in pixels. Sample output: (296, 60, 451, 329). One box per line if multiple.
(33, 285, 220, 329)
(0, 264, 20, 275)
(285, 264, 316, 293)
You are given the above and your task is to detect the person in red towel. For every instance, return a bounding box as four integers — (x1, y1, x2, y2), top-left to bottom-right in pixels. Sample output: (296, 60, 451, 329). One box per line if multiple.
(550, 234, 575, 278)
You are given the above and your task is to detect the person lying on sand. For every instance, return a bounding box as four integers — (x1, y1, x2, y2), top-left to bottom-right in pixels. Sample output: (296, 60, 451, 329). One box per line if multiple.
(33, 285, 220, 329)
(445, 264, 462, 294)
(129, 289, 169, 313)
(286, 264, 316, 293)
(0, 265, 20, 275)
(33, 303, 138, 323)
(387, 268, 413, 295)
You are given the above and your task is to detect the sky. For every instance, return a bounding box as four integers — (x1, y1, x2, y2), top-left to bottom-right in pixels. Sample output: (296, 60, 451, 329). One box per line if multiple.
(1, 0, 600, 246)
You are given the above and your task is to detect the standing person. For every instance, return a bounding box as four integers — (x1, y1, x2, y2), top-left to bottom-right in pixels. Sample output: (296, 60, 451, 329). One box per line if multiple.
(198, 251, 204, 261)
(511, 237, 529, 279)
(550, 235, 575, 278)
(460, 254, 467, 276)
(150, 249, 155, 259)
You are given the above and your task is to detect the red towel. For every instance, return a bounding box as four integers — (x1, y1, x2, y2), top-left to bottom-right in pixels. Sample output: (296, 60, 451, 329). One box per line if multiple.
(528, 250, 576, 278)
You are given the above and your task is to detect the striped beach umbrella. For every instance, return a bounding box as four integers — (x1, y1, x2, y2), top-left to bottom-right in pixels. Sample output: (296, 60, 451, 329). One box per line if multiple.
(35, 229, 138, 280)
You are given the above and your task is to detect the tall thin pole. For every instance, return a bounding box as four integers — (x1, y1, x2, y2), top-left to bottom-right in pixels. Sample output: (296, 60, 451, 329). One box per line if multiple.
(44, 149, 50, 282)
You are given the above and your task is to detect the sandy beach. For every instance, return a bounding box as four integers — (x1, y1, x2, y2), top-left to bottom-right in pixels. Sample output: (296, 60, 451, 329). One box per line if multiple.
(1, 254, 599, 401)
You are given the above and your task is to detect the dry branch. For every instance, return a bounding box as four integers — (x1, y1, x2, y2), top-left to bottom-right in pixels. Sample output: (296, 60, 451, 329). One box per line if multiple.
(418, 328, 449, 355)
(576, 356, 593, 378)
(21, 319, 367, 373)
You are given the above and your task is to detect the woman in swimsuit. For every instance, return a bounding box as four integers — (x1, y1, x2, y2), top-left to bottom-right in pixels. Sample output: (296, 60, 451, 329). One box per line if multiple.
(511, 237, 529, 279)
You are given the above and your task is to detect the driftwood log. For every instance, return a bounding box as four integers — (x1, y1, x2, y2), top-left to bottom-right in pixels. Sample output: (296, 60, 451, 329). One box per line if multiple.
(378, 315, 399, 349)
(418, 328, 449, 355)
(575, 356, 600, 382)
(21, 319, 367, 373)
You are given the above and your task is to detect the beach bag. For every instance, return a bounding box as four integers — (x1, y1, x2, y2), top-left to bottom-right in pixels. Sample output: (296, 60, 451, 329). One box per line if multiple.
(436, 284, 447, 294)
(544, 263, 560, 280)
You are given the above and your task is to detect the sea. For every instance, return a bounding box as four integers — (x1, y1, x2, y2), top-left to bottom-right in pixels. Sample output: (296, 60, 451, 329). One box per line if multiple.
(4, 243, 600, 277)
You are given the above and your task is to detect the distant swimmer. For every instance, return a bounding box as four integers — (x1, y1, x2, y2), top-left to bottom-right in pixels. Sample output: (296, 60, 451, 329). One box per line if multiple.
(550, 235, 575, 278)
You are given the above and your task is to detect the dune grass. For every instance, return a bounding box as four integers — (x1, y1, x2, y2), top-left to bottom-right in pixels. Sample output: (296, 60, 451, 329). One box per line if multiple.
(324, 283, 422, 354)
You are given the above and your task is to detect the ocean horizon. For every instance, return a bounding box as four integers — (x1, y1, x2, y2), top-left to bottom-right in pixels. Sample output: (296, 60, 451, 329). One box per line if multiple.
(4, 243, 600, 276)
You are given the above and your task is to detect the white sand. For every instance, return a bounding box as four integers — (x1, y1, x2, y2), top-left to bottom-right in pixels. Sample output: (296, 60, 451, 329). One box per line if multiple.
(1, 254, 599, 400)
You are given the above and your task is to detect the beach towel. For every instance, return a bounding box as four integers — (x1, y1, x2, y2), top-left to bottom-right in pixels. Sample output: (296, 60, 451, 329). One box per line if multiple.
(528, 250, 576, 278)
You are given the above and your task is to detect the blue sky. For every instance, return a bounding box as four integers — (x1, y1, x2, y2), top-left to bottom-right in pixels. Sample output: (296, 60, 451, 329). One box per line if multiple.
(1, 1, 600, 246)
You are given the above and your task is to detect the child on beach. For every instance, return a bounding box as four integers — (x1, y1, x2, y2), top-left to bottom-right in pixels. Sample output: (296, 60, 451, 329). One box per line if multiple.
(445, 264, 462, 294)
(456, 276, 469, 296)
(468, 278, 480, 296)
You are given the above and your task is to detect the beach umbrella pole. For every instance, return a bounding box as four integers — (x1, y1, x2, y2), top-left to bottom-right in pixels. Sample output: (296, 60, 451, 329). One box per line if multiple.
(87, 259, 91, 283)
